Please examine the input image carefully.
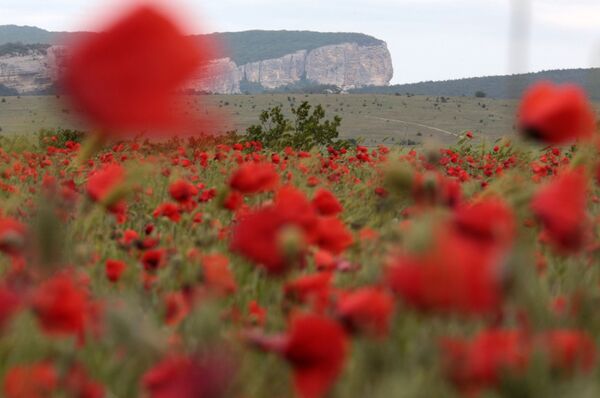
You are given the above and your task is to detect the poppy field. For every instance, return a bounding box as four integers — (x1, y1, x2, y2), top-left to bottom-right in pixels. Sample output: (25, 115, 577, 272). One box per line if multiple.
(2, 4, 600, 398)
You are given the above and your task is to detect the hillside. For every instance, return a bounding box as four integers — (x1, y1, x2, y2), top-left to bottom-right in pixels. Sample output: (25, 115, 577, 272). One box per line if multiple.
(0, 25, 384, 67)
(352, 68, 600, 99)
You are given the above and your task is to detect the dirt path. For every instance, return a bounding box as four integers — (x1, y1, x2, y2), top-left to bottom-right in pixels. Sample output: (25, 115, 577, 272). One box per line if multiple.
(366, 116, 460, 137)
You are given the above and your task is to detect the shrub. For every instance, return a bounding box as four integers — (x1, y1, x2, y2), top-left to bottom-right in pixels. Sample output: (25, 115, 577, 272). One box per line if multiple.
(37, 128, 86, 149)
(245, 101, 350, 151)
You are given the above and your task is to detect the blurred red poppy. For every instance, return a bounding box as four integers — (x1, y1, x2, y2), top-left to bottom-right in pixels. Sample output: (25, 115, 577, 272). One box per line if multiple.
(441, 329, 531, 395)
(4, 362, 57, 398)
(336, 287, 394, 338)
(143, 352, 236, 398)
(229, 163, 280, 194)
(105, 259, 127, 283)
(518, 82, 596, 144)
(32, 274, 90, 337)
(247, 313, 347, 398)
(63, 6, 218, 136)
(531, 167, 588, 253)
(312, 189, 343, 216)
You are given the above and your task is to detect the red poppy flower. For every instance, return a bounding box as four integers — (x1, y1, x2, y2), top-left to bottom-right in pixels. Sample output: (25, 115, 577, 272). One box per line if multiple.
(86, 164, 125, 203)
(531, 167, 588, 253)
(312, 217, 353, 255)
(230, 187, 317, 274)
(336, 287, 394, 338)
(4, 362, 57, 398)
(153, 203, 181, 223)
(386, 232, 505, 316)
(63, 6, 216, 136)
(284, 273, 332, 313)
(247, 300, 267, 327)
(441, 329, 531, 395)
(64, 363, 105, 398)
(31, 274, 89, 337)
(247, 314, 348, 398)
(223, 190, 244, 211)
(539, 330, 596, 373)
(0, 218, 26, 256)
(164, 292, 190, 326)
(312, 189, 343, 216)
(282, 315, 348, 398)
(142, 249, 166, 272)
(201, 254, 237, 295)
(105, 259, 127, 283)
(452, 196, 515, 251)
(518, 82, 596, 144)
(169, 180, 198, 203)
(142, 352, 236, 398)
(229, 162, 280, 194)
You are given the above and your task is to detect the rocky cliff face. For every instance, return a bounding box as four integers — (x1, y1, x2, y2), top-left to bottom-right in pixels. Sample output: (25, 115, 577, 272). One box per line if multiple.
(0, 42, 393, 95)
(0, 46, 66, 94)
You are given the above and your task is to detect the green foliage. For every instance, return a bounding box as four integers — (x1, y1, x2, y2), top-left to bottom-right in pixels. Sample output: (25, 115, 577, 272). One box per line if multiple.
(245, 101, 348, 150)
(204, 30, 383, 66)
(475, 90, 487, 98)
(0, 25, 57, 45)
(0, 42, 50, 56)
(352, 68, 600, 99)
(37, 127, 86, 149)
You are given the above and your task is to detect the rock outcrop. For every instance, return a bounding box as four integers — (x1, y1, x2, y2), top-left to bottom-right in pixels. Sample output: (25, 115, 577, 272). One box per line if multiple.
(0, 41, 393, 95)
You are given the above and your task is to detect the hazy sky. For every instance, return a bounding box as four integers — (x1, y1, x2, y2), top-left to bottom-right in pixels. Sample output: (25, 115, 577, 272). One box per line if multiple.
(2, 0, 600, 84)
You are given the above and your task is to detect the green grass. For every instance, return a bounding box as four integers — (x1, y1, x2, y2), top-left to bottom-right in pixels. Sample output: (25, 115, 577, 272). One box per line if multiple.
(0, 94, 541, 145)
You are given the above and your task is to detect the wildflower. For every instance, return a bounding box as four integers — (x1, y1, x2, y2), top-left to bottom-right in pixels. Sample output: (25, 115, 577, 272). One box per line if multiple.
(169, 180, 198, 203)
(32, 274, 89, 337)
(153, 203, 181, 223)
(63, 6, 213, 136)
(312, 189, 342, 216)
(229, 162, 279, 194)
(452, 196, 515, 251)
(531, 167, 588, 252)
(518, 82, 596, 144)
(336, 287, 394, 338)
(105, 259, 126, 283)
(0, 218, 26, 256)
(64, 363, 105, 398)
(143, 352, 236, 398)
(142, 249, 166, 272)
(539, 330, 596, 373)
(387, 233, 505, 316)
(4, 362, 57, 398)
(312, 217, 353, 255)
(201, 254, 237, 295)
(86, 164, 125, 205)
(284, 273, 333, 313)
(441, 329, 530, 395)
(247, 314, 348, 398)
(231, 187, 316, 274)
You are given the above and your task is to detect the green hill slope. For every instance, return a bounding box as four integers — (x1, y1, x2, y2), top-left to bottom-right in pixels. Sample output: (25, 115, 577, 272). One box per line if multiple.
(353, 68, 600, 99)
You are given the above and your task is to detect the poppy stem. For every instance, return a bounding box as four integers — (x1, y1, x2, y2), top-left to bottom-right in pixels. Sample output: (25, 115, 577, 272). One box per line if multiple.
(75, 131, 106, 167)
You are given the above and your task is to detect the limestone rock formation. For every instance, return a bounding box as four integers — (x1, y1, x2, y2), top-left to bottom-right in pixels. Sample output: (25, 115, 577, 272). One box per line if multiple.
(0, 40, 394, 94)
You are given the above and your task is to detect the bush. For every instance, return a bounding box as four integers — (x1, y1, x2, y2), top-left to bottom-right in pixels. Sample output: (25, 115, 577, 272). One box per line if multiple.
(475, 90, 487, 98)
(37, 128, 86, 149)
(245, 101, 350, 150)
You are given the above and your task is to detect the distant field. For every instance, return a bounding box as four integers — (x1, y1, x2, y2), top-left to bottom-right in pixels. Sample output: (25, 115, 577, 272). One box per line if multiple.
(0, 94, 562, 145)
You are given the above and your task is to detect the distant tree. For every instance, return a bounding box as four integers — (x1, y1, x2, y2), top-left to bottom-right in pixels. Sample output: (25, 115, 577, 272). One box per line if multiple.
(475, 91, 487, 98)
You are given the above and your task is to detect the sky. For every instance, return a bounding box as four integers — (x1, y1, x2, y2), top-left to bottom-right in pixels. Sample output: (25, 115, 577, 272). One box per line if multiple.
(1, 0, 600, 84)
